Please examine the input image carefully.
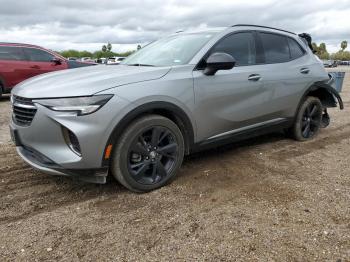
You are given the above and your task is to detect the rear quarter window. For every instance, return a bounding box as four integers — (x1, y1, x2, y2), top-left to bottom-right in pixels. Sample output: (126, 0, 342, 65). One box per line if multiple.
(287, 37, 305, 59)
(0, 46, 25, 61)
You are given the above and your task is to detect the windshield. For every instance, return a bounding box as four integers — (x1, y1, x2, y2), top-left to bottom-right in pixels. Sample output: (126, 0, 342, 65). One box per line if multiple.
(121, 32, 216, 67)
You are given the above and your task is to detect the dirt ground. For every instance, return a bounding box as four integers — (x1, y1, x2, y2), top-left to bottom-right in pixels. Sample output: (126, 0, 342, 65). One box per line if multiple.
(0, 67, 349, 262)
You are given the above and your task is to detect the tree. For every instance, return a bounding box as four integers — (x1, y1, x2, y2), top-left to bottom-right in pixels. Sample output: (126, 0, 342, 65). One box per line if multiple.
(60, 49, 81, 58)
(312, 42, 330, 60)
(107, 42, 112, 52)
(59, 47, 137, 60)
(331, 50, 350, 61)
(341, 41, 348, 51)
(102, 45, 107, 52)
(79, 51, 93, 58)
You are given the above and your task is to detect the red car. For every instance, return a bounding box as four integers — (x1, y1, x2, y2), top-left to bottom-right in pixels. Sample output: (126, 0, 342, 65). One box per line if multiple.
(0, 43, 95, 97)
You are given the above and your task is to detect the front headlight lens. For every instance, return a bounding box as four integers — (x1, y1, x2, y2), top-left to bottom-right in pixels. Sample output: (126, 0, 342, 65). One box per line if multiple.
(34, 95, 113, 116)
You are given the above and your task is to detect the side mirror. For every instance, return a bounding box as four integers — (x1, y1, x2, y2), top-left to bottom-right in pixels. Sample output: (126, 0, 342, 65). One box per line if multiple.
(51, 57, 62, 65)
(203, 52, 236, 76)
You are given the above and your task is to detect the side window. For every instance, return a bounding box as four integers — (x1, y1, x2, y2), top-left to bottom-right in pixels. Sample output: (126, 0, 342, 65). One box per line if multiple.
(210, 32, 256, 66)
(259, 33, 290, 63)
(24, 48, 54, 62)
(0, 46, 25, 61)
(287, 38, 305, 59)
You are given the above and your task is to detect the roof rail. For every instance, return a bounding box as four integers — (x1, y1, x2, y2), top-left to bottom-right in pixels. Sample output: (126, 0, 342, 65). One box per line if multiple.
(231, 24, 296, 35)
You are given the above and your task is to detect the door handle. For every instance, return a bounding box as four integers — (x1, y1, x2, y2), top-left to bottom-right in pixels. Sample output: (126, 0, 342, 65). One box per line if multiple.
(248, 74, 261, 81)
(30, 65, 40, 69)
(300, 68, 310, 74)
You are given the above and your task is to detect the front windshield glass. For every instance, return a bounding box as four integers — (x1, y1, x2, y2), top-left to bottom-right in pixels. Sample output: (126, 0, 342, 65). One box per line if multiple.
(121, 32, 217, 67)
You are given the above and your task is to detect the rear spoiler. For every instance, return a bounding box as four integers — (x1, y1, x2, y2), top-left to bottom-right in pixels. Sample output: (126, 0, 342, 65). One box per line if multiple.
(298, 33, 317, 54)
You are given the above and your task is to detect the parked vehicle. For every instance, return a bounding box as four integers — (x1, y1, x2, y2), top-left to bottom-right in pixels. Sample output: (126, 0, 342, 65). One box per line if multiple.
(80, 57, 95, 63)
(95, 57, 107, 64)
(339, 60, 350, 66)
(323, 60, 337, 68)
(10, 25, 343, 192)
(67, 57, 78, 61)
(107, 57, 125, 64)
(0, 43, 96, 97)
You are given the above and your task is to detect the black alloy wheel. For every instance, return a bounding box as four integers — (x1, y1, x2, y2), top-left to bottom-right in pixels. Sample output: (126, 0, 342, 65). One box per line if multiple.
(128, 126, 178, 185)
(291, 96, 323, 141)
(111, 115, 185, 192)
(301, 102, 322, 138)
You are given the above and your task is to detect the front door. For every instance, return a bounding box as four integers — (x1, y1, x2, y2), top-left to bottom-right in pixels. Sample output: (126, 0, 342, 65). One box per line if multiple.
(193, 31, 272, 142)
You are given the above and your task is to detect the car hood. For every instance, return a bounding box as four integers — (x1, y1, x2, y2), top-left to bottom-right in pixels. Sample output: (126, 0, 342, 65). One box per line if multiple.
(12, 65, 171, 99)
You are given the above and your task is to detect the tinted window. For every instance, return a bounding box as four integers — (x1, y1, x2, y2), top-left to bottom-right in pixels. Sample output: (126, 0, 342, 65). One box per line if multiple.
(24, 48, 54, 62)
(211, 32, 256, 66)
(0, 46, 25, 61)
(260, 33, 290, 63)
(288, 38, 305, 59)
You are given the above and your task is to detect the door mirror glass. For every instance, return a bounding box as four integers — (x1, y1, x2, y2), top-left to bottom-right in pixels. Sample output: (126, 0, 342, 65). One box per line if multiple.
(204, 52, 236, 76)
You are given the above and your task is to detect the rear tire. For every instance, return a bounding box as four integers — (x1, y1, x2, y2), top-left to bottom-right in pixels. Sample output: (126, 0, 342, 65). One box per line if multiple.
(292, 96, 323, 141)
(111, 115, 185, 192)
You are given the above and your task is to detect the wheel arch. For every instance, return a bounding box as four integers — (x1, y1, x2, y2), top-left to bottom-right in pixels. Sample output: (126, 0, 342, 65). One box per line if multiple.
(102, 101, 195, 166)
(294, 81, 343, 118)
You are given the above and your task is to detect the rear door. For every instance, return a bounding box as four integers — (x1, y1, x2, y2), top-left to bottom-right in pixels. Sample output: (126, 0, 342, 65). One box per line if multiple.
(193, 31, 274, 142)
(0, 46, 29, 88)
(23, 47, 67, 78)
(255, 32, 313, 118)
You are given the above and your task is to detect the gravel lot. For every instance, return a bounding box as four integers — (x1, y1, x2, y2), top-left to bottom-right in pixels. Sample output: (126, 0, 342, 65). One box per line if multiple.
(0, 67, 349, 261)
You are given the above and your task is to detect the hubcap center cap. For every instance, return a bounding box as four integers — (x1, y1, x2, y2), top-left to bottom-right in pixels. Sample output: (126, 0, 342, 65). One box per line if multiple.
(149, 151, 157, 159)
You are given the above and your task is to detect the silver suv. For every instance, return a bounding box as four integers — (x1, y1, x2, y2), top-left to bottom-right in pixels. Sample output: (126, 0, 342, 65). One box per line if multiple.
(10, 25, 343, 192)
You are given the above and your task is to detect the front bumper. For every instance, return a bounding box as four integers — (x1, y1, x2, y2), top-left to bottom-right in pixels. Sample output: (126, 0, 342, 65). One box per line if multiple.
(16, 145, 108, 183)
(10, 94, 131, 183)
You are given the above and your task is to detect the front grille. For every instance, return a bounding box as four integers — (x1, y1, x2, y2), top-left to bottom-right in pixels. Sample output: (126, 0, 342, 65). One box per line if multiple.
(12, 95, 37, 126)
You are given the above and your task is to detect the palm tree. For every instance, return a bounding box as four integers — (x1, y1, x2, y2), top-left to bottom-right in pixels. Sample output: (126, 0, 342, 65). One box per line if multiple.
(341, 41, 348, 51)
(107, 43, 112, 52)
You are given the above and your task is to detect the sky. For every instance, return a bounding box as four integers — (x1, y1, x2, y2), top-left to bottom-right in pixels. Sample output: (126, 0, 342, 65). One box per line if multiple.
(0, 0, 349, 53)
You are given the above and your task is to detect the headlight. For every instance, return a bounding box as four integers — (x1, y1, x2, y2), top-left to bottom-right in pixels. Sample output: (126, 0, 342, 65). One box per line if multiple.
(34, 95, 113, 116)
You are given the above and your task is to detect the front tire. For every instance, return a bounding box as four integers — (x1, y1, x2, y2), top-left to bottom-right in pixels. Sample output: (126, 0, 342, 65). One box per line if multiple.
(111, 115, 185, 192)
(292, 96, 323, 141)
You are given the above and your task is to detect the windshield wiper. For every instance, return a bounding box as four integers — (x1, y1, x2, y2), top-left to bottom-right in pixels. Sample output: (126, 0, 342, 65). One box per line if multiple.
(126, 63, 155, 67)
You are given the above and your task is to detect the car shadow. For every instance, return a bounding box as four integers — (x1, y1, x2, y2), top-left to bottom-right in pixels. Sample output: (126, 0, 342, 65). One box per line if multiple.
(184, 132, 285, 163)
(47, 131, 287, 193)
(0, 94, 10, 102)
(1, 131, 289, 223)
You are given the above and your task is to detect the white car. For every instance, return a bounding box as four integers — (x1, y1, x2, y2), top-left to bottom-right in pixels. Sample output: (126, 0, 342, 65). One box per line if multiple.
(107, 57, 126, 64)
(80, 57, 94, 63)
(95, 57, 107, 64)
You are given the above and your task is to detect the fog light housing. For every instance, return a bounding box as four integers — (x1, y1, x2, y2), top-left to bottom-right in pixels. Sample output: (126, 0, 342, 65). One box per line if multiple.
(62, 127, 81, 156)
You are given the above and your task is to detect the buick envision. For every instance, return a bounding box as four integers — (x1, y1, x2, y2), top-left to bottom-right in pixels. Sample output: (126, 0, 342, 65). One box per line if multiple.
(10, 25, 343, 192)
